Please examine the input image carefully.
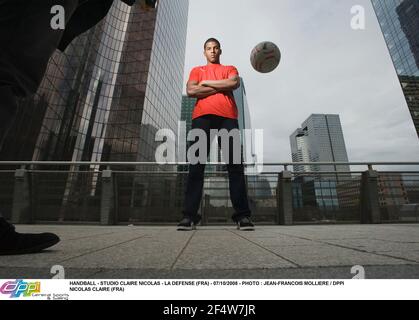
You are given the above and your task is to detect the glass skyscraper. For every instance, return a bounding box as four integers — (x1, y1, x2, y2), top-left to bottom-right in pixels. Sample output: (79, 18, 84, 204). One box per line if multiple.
(181, 95, 196, 136)
(0, 0, 190, 223)
(233, 77, 257, 171)
(371, 0, 419, 137)
(290, 114, 350, 178)
(290, 114, 349, 212)
(2, 0, 189, 164)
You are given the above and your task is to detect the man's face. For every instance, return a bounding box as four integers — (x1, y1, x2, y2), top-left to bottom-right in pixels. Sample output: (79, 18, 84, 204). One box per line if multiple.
(204, 42, 221, 63)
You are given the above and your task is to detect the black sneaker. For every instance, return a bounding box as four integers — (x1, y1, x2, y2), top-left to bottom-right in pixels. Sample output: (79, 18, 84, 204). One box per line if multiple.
(236, 217, 255, 231)
(0, 218, 60, 255)
(177, 216, 201, 231)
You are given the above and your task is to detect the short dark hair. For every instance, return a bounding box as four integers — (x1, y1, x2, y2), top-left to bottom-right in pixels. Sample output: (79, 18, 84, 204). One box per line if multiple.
(204, 38, 221, 49)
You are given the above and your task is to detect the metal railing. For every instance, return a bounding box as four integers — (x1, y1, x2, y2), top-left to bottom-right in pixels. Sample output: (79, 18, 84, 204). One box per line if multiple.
(0, 161, 418, 225)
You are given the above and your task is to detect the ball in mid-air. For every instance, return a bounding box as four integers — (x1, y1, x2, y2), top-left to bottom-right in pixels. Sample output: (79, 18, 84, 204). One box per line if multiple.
(250, 41, 281, 73)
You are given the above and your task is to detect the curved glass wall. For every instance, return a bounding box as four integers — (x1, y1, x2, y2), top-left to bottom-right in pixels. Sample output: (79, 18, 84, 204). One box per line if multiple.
(3, 0, 189, 163)
(0, 0, 189, 222)
(371, 0, 419, 137)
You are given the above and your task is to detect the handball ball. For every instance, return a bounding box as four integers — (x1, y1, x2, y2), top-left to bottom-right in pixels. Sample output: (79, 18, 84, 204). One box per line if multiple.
(250, 41, 281, 73)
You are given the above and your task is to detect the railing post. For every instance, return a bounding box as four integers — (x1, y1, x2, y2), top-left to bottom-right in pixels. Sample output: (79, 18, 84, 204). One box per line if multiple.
(11, 166, 31, 223)
(360, 168, 381, 224)
(101, 168, 115, 225)
(168, 179, 176, 206)
(277, 170, 293, 225)
(202, 194, 210, 226)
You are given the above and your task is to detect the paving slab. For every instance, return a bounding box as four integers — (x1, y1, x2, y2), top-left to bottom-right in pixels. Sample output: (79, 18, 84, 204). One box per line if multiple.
(0, 224, 418, 279)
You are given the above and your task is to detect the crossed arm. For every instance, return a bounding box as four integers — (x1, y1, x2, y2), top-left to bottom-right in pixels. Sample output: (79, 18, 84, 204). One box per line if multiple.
(187, 75, 240, 98)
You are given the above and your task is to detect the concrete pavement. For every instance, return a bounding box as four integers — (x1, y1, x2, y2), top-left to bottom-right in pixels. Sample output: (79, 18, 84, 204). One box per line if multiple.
(1, 224, 418, 279)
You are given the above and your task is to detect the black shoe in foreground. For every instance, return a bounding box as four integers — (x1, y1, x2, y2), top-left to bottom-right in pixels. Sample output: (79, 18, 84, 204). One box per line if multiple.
(177, 216, 201, 231)
(236, 217, 255, 231)
(0, 218, 60, 255)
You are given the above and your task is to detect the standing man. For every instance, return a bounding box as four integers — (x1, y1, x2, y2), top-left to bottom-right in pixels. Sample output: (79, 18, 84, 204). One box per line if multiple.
(177, 38, 255, 231)
(0, 0, 157, 255)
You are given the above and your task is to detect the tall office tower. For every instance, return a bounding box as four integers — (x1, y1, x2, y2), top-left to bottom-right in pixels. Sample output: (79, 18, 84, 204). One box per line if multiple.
(371, 0, 419, 137)
(2, 0, 189, 164)
(290, 114, 350, 181)
(234, 77, 257, 171)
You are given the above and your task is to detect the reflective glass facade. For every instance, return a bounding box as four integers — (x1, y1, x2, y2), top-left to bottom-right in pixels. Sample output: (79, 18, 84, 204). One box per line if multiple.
(233, 77, 257, 170)
(0, 0, 189, 222)
(2, 0, 189, 163)
(371, 0, 419, 137)
(181, 95, 196, 136)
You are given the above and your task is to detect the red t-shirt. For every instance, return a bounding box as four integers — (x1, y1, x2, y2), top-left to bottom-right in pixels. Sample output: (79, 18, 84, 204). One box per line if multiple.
(188, 64, 239, 120)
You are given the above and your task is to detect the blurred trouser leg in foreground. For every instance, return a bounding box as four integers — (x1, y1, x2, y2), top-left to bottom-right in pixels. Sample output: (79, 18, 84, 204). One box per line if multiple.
(0, 0, 79, 254)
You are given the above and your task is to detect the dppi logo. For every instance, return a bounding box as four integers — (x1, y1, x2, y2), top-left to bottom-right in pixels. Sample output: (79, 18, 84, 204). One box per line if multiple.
(0, 280, 41, 298)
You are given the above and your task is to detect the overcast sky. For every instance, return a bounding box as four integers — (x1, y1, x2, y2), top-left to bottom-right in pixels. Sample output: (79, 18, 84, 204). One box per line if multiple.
(182, 0, 419, 172)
